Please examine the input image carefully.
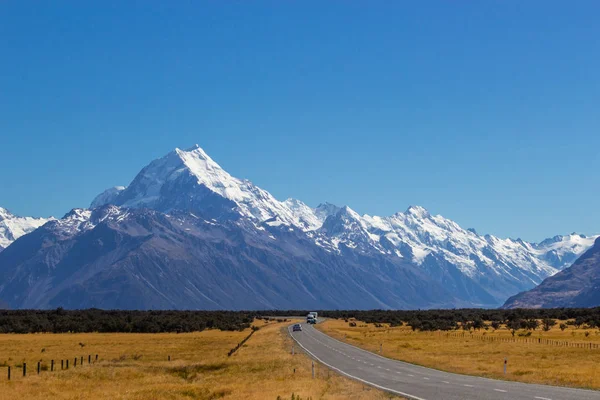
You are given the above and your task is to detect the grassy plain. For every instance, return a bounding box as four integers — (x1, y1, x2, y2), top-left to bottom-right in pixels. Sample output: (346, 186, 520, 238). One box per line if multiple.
(318, 318, 600, 390)
(0, 319, 395, 400)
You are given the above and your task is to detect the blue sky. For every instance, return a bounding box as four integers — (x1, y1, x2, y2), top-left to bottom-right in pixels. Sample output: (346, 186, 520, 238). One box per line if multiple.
(1, 1, 598, 242)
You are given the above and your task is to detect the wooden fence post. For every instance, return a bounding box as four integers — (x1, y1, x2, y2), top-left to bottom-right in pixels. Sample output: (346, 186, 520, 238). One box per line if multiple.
(88, 355, 91, 364)
(51, 360, 54, 372)
(74, 357, 77, 367)
(66, 359, 69, 369)
(7, 366, 10, 381)
(23, 363, 26, 377)
(37, 361, 40, 375)
(80, 356, 83, 365)
(95, 354, 98, 362)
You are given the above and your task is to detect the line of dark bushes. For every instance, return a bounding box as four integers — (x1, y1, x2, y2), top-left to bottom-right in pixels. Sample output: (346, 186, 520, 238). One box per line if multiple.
(258, 308, 600, 332)
(1, 308, 599, 334)
(0, 309, 255, 334)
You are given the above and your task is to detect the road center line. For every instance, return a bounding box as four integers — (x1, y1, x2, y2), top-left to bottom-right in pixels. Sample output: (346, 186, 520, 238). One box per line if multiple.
(494, 389, 507, 393)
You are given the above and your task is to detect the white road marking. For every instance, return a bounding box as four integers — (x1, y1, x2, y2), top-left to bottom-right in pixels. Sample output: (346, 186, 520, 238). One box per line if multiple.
(423, 377, 430, 380)
(288, 328, 428, 400)
(293, 326, 594, 400)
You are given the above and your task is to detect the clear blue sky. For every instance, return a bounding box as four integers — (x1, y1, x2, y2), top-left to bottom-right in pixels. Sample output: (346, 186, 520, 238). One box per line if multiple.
(1, 2, 598, 242)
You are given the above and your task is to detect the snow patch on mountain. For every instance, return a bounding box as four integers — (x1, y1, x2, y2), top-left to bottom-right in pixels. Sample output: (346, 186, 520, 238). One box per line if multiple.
(46, 206, 134, 240)
(0, 207, 54, 250)
(90, 186, 126, 208)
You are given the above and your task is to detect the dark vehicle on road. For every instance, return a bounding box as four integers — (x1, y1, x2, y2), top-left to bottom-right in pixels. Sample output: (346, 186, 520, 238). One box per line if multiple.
(292, 324, 302, 332)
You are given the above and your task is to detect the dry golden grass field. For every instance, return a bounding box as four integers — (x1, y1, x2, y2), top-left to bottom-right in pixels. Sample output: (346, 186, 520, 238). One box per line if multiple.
(318, 318, 600, 390)
(0, 319, 397, 400)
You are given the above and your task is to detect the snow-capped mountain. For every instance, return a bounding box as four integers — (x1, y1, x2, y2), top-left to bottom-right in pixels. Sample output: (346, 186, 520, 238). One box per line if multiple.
(92, 145, 325, 231)
(0, 207, 53, 251)
(87, 145, 597, 307)
(0, 204, 455, 309)
(90, 186, 126, 208)
(0, 145, 595, 310)
(319, 205, 597, 303)
(503, 237, 600, 309)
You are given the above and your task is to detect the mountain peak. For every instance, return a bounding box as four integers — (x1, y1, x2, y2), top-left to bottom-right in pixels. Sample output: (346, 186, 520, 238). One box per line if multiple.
(175, 144, 214, 162)
(184, 144, 201, 151)
(0, 207, 12, 220)
(173, 145, 231, 185)
(405, 205, 430, 218)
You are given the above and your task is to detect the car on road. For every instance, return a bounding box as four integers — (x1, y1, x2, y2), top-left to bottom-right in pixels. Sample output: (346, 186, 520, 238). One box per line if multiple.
(292, 324, 302, 332)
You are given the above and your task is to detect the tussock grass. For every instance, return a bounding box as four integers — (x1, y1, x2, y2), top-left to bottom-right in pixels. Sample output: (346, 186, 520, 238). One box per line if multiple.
(0, 319, 396, 399)
(318, 318, 600, 390)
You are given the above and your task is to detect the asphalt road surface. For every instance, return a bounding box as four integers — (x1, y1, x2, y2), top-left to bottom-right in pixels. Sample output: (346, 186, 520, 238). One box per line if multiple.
(289, 323, 600, 400)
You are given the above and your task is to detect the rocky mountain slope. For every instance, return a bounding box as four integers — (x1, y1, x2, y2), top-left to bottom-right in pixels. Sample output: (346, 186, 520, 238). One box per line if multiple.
(503, 237, 600, 308)
(0, 205, 456, 309)
(0, 207, 53, 251)
(0, 145, 596, 309)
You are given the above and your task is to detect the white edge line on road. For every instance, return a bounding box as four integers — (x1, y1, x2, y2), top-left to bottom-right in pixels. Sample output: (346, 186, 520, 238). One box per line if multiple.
(306, 325, 599, 396)
(289, 328, 427, 400)
(494, 389, 507, 393)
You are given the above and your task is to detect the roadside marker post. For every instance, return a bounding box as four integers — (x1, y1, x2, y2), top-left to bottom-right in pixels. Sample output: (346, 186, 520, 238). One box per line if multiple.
(504, 358, 507, 375)
(292, 345, 294, 355)
(7, 366, 10, 380)
(23, 363, 26, 377)
(51, 360, 54, 372)
(37, 361, 40, 375)
(312, 361, 315, 379)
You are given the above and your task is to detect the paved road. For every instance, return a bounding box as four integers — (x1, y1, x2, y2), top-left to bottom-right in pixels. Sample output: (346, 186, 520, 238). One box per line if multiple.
(289, 323, 600, 400)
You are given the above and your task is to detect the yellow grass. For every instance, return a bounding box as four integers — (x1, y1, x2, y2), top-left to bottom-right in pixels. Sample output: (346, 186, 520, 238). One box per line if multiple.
(318, 318, 600, 390)
(0, 319, 397, 400)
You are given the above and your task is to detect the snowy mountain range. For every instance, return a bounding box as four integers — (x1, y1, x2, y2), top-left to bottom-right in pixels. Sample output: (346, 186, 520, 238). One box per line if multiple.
(0, 207, 53, 251)
(503, 237, 600, 308)
(0, 145, 596, 309)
